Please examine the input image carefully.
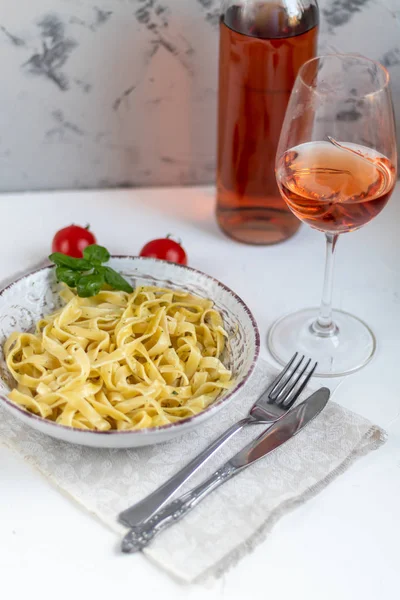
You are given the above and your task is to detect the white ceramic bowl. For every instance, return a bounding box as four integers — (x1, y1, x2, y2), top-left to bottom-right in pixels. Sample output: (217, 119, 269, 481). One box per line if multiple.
(0, 257, 259, 448)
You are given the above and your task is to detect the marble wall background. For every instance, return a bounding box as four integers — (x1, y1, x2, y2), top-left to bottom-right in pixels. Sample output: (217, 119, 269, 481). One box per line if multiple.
(0, 0, 399, 192)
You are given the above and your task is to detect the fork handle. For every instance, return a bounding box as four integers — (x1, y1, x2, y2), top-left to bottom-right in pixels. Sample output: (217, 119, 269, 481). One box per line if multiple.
(118, 417, 251, 528)
(121, 462, 239, 553)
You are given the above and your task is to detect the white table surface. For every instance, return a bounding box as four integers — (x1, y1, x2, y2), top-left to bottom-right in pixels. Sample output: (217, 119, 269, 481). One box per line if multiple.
(0, 186, 399, 599)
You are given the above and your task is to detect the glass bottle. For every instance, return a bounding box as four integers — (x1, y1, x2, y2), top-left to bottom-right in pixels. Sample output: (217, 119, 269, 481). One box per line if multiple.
(216, 0, 319, 245)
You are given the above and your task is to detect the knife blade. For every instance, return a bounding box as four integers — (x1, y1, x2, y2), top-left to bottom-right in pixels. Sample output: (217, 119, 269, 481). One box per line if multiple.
(121, 387, 330, 553)
(231, 385, 330, 467)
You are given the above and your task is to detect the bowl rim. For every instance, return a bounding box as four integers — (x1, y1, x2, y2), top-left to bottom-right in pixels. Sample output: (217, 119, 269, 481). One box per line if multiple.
(0, 255, 260, 437)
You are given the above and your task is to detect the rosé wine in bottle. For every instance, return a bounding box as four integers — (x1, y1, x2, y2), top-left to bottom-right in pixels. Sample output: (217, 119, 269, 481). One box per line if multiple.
(216, 1, 319, 244)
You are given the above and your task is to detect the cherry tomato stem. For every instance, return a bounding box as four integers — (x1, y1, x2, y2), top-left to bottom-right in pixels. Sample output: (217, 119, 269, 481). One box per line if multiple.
(166, 233, 182, 246)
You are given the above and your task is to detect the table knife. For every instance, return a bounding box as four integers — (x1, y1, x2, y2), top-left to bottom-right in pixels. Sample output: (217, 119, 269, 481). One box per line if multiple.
(121, 386, 330, 553)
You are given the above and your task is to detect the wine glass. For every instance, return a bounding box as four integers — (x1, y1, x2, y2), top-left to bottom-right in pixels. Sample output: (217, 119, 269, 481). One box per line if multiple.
(267, 54, 397, 377)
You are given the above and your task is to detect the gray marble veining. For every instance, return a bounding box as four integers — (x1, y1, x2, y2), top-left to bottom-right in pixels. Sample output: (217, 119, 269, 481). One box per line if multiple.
(0, 0, 399, 192)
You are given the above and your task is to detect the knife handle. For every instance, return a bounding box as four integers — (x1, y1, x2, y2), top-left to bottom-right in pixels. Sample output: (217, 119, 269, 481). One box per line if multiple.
(121, 462, 238, 553)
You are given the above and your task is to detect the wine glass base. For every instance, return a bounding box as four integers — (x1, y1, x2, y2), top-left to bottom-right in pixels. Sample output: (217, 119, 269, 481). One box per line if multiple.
(267, 308, 376, 378)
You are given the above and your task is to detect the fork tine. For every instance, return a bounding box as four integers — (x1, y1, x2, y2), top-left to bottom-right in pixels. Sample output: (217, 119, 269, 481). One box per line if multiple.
(278, 358, 311, 405)
(267, 352, 298, 397)
(283, 360, 318, 409)
(270, 354, 304, 402)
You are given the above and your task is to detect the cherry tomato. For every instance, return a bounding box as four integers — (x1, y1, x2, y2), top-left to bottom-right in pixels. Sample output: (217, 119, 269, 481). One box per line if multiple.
(52, 225, 97, 258)
(139, 236, 187, 265)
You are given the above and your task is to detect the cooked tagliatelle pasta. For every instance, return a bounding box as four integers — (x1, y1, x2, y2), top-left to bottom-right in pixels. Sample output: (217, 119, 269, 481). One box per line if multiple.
(4, 285, 233, 431)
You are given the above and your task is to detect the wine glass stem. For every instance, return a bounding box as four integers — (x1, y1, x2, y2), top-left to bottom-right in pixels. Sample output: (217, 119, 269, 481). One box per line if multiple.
(312, 233, 339, 337)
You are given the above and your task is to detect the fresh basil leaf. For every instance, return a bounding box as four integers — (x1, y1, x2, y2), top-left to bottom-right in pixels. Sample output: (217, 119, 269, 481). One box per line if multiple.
(83, 244, 110, 264)
(104, 267, 133, 293)
(76, 273, 105, 298)
(49, 253, 92, 271)
(55, 267, 79, 287)
(50, 245, 130, 296)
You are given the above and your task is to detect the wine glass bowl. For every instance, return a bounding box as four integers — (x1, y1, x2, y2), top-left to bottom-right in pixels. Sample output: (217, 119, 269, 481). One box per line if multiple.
(276, 140, 396, 234)
(268, 54, 397, 377)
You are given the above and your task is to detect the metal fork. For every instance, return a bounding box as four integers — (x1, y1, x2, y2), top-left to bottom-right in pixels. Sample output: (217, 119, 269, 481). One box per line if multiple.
(118, 353, 317, 528)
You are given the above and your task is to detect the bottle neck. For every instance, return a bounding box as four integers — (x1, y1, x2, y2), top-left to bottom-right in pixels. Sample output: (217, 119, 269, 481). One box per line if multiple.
(222, 2, 319, 39)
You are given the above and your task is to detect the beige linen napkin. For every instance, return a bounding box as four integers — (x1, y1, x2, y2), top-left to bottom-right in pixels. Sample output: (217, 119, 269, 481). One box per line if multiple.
(0, 359, 386, 583)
